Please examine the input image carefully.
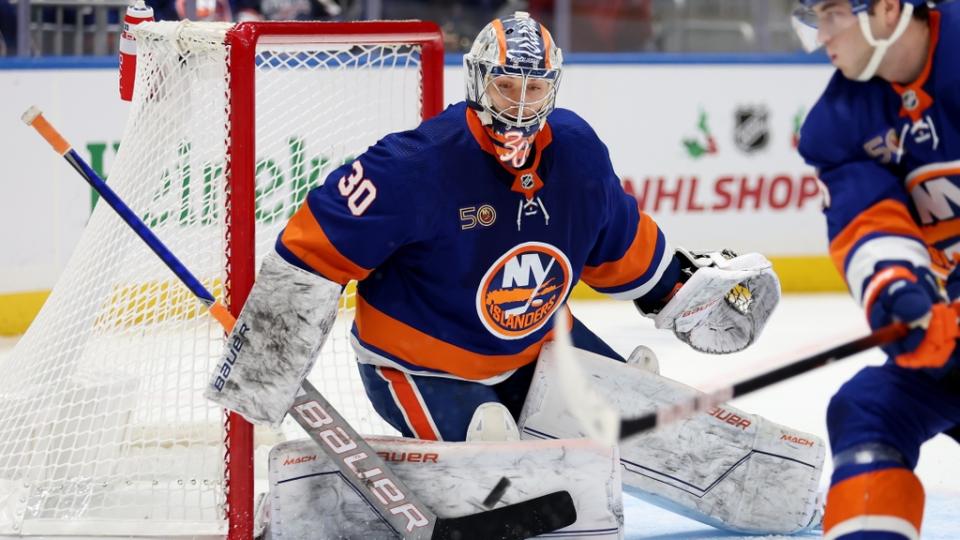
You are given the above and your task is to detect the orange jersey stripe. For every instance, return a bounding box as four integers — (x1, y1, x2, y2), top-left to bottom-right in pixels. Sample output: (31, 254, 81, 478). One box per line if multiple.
(906, 167, 960, 191)
(280, 203, 372, 285)
(355, 297, 558, 381)
(921, 218, 960, 245)
(823, 468, 924, 536)
(581, 209, 661, 289)
(828, 199, 924, 277)
(378, 367, 439, 440)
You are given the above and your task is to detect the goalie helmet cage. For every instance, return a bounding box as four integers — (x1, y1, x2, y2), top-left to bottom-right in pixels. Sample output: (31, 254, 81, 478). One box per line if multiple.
(0, 21, 443, 539)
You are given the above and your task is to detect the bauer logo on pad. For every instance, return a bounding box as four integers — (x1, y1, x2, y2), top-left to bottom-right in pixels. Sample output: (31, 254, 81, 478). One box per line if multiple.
(476, 242, 571, 340)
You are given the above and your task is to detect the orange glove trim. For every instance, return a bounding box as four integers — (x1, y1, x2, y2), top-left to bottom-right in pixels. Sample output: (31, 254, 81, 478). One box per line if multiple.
(895, 303, 959, 369)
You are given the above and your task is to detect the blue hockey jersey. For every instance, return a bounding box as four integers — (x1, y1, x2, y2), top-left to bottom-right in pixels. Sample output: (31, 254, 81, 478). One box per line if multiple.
(276, 102, 677, 383)
(799, 4, 960, 308)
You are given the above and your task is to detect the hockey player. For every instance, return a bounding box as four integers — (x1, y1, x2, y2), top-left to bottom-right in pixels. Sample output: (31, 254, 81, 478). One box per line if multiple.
(794, 0, 960, 537)
(209, 11, 824, 535)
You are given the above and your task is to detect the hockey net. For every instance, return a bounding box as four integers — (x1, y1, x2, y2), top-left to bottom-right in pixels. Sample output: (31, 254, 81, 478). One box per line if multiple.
(0, 21, 442, 538)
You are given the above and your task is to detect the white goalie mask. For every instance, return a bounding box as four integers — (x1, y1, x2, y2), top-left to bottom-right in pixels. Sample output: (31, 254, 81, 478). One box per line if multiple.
(464, 11, 563, 138)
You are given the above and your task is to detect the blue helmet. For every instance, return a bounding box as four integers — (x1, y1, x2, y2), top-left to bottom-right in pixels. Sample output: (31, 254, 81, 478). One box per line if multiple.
(464, 11, 563, 138)
(792, 0, 927, 80)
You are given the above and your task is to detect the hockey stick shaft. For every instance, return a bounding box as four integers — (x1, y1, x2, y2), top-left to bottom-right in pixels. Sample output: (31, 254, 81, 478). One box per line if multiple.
(618, 314, 920, 440)
(24, 107, 576, 540)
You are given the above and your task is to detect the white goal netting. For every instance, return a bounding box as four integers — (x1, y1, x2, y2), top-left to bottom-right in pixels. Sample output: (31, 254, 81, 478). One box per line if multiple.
(0, 21, 434, 537)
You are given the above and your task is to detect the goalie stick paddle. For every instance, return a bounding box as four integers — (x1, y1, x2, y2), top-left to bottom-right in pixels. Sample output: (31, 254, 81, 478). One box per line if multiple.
(23, 106, 577, 540)
(554, 302, 953, 444)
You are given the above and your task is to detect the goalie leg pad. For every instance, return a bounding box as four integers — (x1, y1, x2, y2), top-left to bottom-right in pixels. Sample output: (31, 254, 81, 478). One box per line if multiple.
(265, 436, 624, 539)
(519, 345, 825, 535)
(204, 250, 342, 426)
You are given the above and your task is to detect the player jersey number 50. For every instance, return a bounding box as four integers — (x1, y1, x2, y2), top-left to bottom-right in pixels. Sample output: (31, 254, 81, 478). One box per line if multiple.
(476, 242, 572, 340)
(338, 160, 377, 216)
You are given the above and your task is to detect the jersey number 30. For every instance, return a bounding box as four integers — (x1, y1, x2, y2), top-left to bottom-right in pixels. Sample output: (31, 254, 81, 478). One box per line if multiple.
(338, 160, 377, 216)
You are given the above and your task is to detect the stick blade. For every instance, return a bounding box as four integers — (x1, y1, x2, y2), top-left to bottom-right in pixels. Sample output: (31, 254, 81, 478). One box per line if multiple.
(432, 490, 577, 540)
(552, 306, 621, 445)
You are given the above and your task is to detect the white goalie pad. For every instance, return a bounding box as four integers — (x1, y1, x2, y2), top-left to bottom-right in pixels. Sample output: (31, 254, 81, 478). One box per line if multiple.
(204, 250, 342, 425)
(263, 436, 624, 539)
(654, 249, 780, 354)
(519, 344, 824, 535)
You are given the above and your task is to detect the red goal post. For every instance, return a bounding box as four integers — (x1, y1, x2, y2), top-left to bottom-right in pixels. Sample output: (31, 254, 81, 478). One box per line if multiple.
(0, 20, 442, 540)
(223, 21, 443, 539)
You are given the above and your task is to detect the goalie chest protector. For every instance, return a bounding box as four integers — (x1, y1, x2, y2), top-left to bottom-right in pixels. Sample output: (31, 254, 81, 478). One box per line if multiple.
(277, 101, 674, 383)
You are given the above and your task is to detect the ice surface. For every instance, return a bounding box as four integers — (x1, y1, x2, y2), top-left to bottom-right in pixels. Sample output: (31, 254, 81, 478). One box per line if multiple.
(1, 295, 955, 539)
(569, 295, 958, 539)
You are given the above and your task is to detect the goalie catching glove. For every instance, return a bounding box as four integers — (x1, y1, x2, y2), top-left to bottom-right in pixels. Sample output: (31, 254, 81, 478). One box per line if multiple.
(205, 250, 343, 425)
(637, 248, 780, 354)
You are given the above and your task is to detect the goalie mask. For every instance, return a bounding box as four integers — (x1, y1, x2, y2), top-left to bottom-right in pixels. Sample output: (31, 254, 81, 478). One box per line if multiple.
(792, 0, 924, 81)
(464, 11, 563, 141)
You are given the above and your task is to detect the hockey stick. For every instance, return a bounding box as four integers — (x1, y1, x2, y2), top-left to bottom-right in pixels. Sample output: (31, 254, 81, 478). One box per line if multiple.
(551, 306, 620, 446)
(554, 301, 955, 444)
(617, 316, 913, 440)
(23, 106, 576, 540)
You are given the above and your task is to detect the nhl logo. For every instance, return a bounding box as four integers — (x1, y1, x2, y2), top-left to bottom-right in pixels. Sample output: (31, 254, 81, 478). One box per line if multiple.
(734, 105, 770, 154)
(520, 173, 535, 190)
(902, 89, 919, 111)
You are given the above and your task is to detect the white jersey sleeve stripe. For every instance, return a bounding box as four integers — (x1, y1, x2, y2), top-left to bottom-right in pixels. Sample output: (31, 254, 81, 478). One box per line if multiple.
(845, 235, 931, 306)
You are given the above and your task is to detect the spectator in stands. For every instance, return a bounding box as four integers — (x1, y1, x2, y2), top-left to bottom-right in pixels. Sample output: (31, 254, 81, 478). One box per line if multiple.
(146, 0, 231, 21)
(529, 0, 654, 51)
(0, 2, 16, 55)
(233, 0, 340, 21)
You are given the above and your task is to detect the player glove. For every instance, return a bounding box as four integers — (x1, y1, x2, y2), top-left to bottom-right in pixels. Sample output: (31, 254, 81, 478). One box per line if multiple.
(866, 265, 959, 369)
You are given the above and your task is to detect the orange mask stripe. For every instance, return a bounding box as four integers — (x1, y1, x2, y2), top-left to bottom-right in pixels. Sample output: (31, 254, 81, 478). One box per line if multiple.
(581, 209, 661, 289)
(356, 296, 561, 381)
(540, 24, 553, 69)
(280, 203, 371, 285)
(828, 199, 923, 277)
(823, 468, 924, 536)
(378, 367, 439, 440)
(492, 19, 507, 65)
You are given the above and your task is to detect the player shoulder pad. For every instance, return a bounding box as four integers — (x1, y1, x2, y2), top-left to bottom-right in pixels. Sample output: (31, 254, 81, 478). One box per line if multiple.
(547, 107, 599, 140)
(546, 107, 610, 166)
(798, 72, 881, 170)
(362, 106, 466, 191)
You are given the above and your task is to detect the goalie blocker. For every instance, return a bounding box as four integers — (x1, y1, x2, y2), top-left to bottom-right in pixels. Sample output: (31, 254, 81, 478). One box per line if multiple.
(206, 250, 342, 426)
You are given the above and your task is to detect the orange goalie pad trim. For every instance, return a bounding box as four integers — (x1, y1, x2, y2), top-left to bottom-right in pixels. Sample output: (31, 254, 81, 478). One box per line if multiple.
(829, 199, 924, 277)
(280, 203, 372, 285)
(355, 297, 570, 381)
(581, 209, 662, 289)
(823, 467, 924, 536)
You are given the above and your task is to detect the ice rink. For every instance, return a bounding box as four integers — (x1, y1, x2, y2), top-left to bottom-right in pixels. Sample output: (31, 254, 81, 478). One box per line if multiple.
(569, 294, 959, 539)
(0, 293, 956, 538)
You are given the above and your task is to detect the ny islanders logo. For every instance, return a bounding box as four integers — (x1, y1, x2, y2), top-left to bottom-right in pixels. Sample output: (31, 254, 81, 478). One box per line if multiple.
(476, 242, 572, 340)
